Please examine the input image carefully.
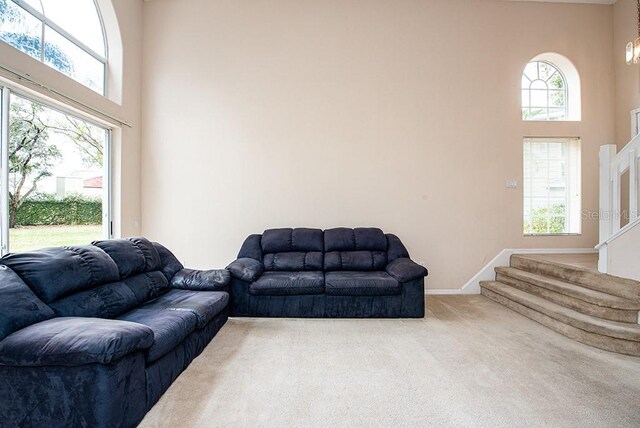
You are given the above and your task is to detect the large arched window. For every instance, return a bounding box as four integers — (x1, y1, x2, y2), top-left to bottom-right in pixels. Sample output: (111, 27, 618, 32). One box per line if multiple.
(521, 53, 581, 121)
(0, 0, 107, 94)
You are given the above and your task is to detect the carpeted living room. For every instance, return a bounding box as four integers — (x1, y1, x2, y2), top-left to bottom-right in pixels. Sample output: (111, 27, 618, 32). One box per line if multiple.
(1, 0, 640, 427)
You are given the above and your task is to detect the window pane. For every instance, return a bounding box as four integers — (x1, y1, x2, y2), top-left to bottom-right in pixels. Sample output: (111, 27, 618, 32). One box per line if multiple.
(8, 95, 107, 252)
(44, 26, 104, 93)
(538, 62, 554, 81)
(521, 90, 529, 107)
(549, 90, 565, 107)
(40, 0, 104, 55)
(523, 138, 580, 235)
(21, 0, 43, 13)
(548, 72, 564, 89)
(548, 108, 566, 120)
(523, 62, 538, 81)
(530, 80, 547, 91)
(0, 1, 42, 61)
(530, 89, 547, 108)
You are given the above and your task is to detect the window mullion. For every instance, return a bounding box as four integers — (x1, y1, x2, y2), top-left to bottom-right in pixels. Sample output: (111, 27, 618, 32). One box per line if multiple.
(0, 88, 10, 255)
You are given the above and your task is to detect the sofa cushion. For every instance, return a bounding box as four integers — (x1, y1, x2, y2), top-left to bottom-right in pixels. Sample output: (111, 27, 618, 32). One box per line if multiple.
(1, 246, 120, 303)
(261, 228, 324, 253)
(153, 242, 184, 281)
(48, 281, 137, 319)
(93, 237, 161, 279)
(141, 290, 229, 328)
(324, 228, 387, 252)
(0, 265, 55, 341)
(261, 228, 324, 272)
(263, 252, 323, 271)
(0, 317, 154, 366)
(325, 271, 401, 296)
(123, 271, 170, 303)
(47, 271, 169, 319)
(118, 308, 198, 363)
(250, 271, 325, 296)
(324, 251, 388, 271)
(323, 228, 388, 271)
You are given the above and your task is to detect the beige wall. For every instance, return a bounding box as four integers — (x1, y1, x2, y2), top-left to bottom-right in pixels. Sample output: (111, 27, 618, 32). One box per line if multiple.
(0, 0, 143, 237)
(141, 0, 615, 290)
(614, 0, 640, 147)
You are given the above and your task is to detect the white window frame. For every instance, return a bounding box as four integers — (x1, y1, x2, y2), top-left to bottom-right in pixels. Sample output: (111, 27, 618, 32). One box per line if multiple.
(523, 137, 582, 236)
(5, 0, 108, 94)
(0, 84, 112, 255)
(522, 53, 581, 122)
(521, 60, 568, 121)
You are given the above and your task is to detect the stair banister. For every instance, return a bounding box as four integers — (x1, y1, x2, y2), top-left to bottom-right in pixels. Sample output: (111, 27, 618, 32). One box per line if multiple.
(598, 134, 640, 273)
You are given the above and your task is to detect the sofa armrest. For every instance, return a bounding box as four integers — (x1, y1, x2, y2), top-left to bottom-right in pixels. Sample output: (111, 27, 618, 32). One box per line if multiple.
(386, 258, 428, 282)
(170, 268, 230, 291)
(0, 317, 153, 367)
(226, 258, 263, 282)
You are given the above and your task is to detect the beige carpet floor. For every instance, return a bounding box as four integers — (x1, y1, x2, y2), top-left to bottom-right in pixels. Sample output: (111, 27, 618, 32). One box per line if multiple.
(139, 296, 640, 428)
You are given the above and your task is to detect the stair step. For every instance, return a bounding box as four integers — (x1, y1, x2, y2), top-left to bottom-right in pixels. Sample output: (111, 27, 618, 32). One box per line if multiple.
(480, 281, 640, 356)
(510, 254, 640, 302)
(495, 267, 640, 323)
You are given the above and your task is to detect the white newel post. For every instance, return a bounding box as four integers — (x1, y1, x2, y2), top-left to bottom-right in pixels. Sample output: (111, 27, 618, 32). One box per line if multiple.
(598, 145, 617, 273)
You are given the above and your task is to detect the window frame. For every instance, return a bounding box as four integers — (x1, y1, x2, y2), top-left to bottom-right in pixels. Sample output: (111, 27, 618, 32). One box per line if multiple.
(5, 0, 108, 94)
(521, 60, 569, 122)
(523, 137, 582, 236)
(0, 83, 112, 255)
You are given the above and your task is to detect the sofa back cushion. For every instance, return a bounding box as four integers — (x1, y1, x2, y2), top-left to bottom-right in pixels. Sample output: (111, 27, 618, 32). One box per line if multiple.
(1, 245, 120, 303)
(93, 237, 161, 279)
(0, 265, 55, 341)
(262, 228, 324, 271)
(153, 242, 184, 281)
(324, 228, 388, 271)
(48, 271, 169, 319)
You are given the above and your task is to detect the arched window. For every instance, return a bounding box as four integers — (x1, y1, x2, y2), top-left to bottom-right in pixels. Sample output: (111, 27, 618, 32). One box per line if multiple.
(0, 0, 107, 94)
(521, 61, 567, 121)
(521, 53, 581, 121)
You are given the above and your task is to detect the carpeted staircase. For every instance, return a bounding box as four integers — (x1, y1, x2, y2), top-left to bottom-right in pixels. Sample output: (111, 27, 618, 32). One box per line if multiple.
(480, 254, 640, 357)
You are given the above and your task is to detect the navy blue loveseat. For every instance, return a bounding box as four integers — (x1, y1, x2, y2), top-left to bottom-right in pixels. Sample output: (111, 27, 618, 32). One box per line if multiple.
(226, 227, 427, 318)
(0, 237, 230, 428)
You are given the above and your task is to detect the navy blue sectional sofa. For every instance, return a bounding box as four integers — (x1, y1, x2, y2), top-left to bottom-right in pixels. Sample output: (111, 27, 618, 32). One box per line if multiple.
(226, 227, 428, 317)
(0, 237, 230, 428)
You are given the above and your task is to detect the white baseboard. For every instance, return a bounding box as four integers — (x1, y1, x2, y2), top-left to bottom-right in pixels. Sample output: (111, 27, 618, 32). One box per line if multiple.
(425, 288, 463, 295)
(423, 247, 597, 296)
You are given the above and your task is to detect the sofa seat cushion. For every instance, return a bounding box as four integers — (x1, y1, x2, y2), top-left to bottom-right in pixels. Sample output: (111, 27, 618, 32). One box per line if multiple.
(140, 290, 229, 328)
(118, 308, 199, 363)
(250, 271, 325, 296)
(325, 271, 401, 296)
(0, 317, 153, 366)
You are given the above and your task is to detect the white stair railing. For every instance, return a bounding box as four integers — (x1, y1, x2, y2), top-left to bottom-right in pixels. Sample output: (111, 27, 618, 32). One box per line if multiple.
(597, 134, 640, 273)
